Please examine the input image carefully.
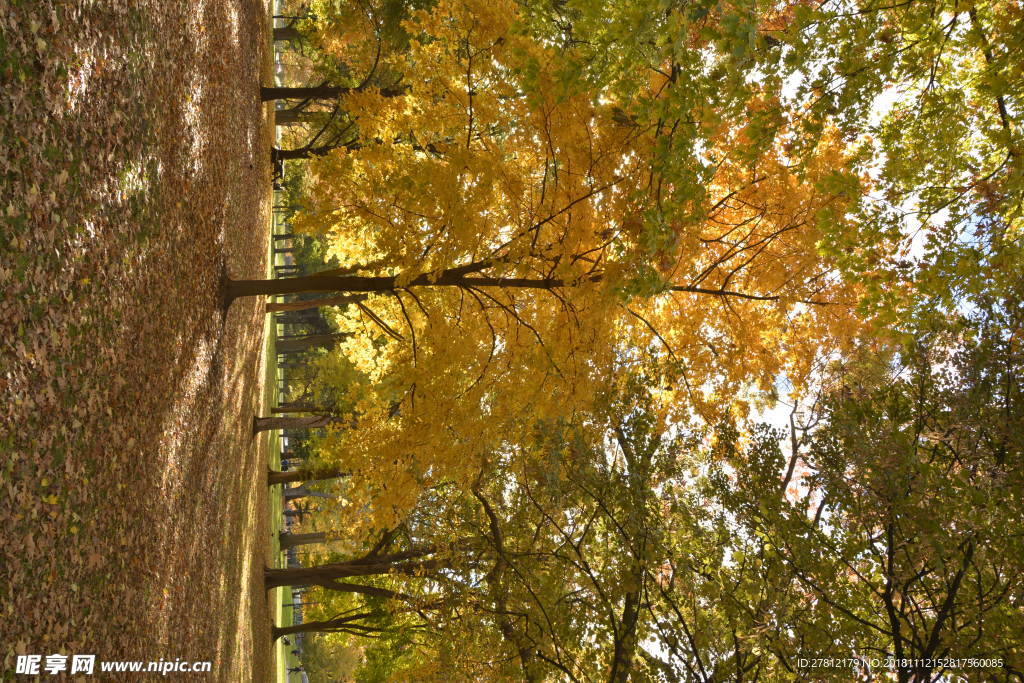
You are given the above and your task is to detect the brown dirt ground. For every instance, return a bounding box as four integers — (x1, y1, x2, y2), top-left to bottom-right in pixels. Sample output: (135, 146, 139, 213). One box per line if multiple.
(1, 0, 276, 678)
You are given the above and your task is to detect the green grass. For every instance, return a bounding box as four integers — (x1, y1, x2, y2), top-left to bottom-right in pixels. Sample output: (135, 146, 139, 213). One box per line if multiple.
(267, 187, 311, 682)
(264, 198, 287, 683)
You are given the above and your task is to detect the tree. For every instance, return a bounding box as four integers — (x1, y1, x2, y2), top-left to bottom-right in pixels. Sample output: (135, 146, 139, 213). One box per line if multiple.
(283, 485, 335, 503)
(263, 0, 427, 104)
(253, 414, 341, 434)
(279, 531, 329, 551)
(281, 275, 1024, 678)
(770, 0, 1023, 336)
(261, 0, 1024, 677)
(753, 308, 1024, 680)
(274, 332, 350, 354)
(274, 108, 319, 127)
(273, 25, 304, 43)
(266, 547, 444, 590)
(268, 296, 362, 313)
(284, 377, 801, 680)
(269, 464, 348, 486)
(237, 0, 869, 532)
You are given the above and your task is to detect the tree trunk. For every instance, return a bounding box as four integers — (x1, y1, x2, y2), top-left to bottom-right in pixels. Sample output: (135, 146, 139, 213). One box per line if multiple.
(273, 233, 295, 241)
(224, 261, 780, 309)
(609, 586, 643, 683)
(271, 143, 355, 161)
(271, 405, 318, 414)
(269, 465, 349, 486)
(283, 486, 334, 502)
(253, 414, 337, 433)
(226, 265, 504, 303)
(267, 296, 363, 314)
(275, 308, 324, 324)
(274, 332, 349, 353)
(265, 549, 439, 589)
(271, 615, 383, 640)
(270, 583, 428, 639)
(274, 109, 317, 126)
(279, 531, 328, 550)
(273, 26, 303, 42)
(260, 84, 406, 103)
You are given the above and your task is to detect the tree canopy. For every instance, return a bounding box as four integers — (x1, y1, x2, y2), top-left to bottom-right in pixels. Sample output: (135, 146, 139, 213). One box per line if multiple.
(261, 0, 1023, 678)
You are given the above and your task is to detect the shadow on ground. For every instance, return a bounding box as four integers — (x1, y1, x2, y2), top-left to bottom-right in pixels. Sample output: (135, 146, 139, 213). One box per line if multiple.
(1, 0, 275, 676)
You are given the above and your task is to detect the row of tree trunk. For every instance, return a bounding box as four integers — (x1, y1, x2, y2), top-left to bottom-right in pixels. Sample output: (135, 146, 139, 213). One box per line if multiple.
(264, 43, 418, 642)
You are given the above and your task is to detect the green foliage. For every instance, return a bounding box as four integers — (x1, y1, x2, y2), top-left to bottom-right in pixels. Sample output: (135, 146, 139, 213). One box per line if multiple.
(271, 0, 1024, 678)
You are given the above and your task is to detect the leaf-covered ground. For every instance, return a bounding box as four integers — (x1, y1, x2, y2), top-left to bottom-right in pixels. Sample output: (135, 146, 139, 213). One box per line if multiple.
(1, 0, 275, 677)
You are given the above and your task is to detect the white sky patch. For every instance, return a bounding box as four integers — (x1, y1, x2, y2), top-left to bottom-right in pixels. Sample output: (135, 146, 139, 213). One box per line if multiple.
(867, 86, 901, 128)
(780, 68, 803, 104)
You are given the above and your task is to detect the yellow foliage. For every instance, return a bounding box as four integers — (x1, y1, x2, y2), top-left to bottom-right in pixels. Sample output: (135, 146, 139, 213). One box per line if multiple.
(292, 0, 867, 528)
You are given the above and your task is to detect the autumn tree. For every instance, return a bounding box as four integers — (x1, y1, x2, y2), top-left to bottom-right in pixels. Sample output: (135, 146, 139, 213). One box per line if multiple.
(276, 376, 799, 679)
(750, 295, 1024, 680)
(286, 305, 1023, 678)
(765, 0, 1023, 337)
(262, 0, 424, 103)
(259, 0, 1024, 677)
(240, 0, 869, 528)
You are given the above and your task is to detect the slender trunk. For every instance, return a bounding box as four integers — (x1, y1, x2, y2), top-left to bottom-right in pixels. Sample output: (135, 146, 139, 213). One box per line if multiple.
(609, 587, 643, 683)
(273, 398, 313, 410)
(283, 508, 318, 518)
(271, 615, 383, 639)
(273, 233, 295, 241)
(265, 549, 439, 589)
(274, 332, 349, 353)
(273, 26, 302, 42)
(253, 414, 336, 433)
(274, 108, 318, 126)
(225, 261, 775, 309)
(283, 487, 333, 503)
(267, 296, 362, 314)
(271, 136, 437, 159)
(270, 584, 428, 639)
(269, 465, 349, 486)
(277, 332, 322, 340)
(475, 489, 540, 681)
(226, 265, 516, 303)
(271, 143, 353, 161)
(279, 532, 328, 550)
(275, 308, 323, 323)
(271, 405, 318, 414)
(260, 84, 406, 103)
